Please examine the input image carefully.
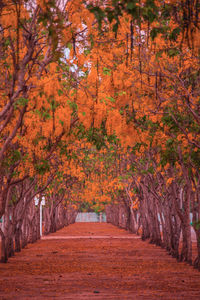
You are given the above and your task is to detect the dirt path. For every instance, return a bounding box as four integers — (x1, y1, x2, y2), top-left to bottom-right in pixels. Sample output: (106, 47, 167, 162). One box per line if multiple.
(0, 223, 200, 300)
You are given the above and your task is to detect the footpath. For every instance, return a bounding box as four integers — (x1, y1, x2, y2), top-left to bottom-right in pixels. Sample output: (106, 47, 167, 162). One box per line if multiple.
(0, 223, 200, 299)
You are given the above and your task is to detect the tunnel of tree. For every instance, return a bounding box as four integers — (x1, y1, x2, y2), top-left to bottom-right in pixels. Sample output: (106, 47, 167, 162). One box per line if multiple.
(0, 0, 200, 270)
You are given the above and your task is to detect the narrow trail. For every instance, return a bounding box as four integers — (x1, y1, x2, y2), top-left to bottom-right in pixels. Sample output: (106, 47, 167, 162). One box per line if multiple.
(0, 223, 200, 300)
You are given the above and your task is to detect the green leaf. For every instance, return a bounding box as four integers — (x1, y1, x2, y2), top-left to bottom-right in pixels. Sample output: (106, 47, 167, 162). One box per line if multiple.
(67, 42, 72, 50)
(126, 3, 135, 10)
(11, 150, 21, 163)
(14, 97, 29, 109)
(84, 49, 91, 56)
(103, 67, 111, 75)
(113, 22, 119, 34)
(107, 10, 114, 23)
(57, 89, 63, 96)
(4, 39, 10, 46)
(67, 100, 78, 111)
(106, 96, 115, 103)
(161, 4, 171, 19)
(35, 159, 50, 175)
(156, 50, 163, 58)
(169, 27, 181, 41)
(150, 27, 159, 40)
(147, 166, 154, 174)
(118, 91, 126, 96)
(167, 48, 180, 57)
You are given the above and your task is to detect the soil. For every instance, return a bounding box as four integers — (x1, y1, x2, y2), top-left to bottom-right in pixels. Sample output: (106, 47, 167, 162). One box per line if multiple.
(0, 222, 200, 299)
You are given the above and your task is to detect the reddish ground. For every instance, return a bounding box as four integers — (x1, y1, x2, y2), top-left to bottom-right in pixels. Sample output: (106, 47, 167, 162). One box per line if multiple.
(0, 223, 200, 299)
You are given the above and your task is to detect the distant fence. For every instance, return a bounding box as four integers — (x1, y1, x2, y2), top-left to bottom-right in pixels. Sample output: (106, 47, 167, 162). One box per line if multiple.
(75, 212, 106, 223)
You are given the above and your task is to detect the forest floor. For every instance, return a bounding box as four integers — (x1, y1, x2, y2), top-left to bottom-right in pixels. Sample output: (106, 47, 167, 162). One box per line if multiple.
(0, 223, 200, 300)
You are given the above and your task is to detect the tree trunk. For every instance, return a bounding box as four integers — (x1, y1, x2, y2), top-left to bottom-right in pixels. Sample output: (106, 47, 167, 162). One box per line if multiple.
(180, 222, 192, 264)
(193, 235, 200, 270)
(129, 210, 139, 234)
(192, 186, 200, 270)
(179, 186, 192, 264)
(15, 227, 21, 252)
(0, 228, 7, 263)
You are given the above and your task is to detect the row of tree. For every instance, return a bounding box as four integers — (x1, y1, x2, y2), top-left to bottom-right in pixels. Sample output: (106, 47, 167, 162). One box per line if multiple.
(85, 0, 200, 269)
(0, 0, 90, 262)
